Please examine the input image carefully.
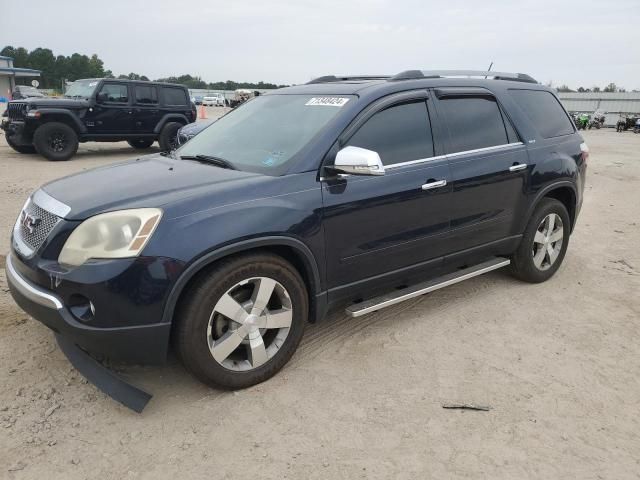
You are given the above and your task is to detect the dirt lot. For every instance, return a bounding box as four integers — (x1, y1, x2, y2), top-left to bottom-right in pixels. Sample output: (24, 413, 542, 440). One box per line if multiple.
(0, 127, 638, 479)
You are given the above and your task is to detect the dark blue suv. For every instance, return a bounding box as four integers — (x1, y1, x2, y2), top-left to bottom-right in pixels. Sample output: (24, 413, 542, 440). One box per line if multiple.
(6, 70, 587, 393)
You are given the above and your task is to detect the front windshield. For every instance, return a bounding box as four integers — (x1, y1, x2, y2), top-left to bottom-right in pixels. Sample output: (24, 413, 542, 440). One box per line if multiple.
(178, 94, 352, 174)
(64, 79, 99, 99)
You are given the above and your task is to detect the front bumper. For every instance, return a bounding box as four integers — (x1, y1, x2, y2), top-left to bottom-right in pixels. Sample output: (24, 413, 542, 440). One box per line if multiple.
(2, 120, 31, 145)
(6, 252, 172, 364)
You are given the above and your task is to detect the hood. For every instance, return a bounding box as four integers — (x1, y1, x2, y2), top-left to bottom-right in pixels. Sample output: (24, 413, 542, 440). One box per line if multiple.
(41, 154, 266, 220)
(18, 97, 90, 109)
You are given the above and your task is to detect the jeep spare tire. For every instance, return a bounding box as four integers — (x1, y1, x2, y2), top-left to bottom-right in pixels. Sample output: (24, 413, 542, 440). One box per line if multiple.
(127, 138, 155, 149)
(158, 122, 182, 152)
(33, 122, 79, 161)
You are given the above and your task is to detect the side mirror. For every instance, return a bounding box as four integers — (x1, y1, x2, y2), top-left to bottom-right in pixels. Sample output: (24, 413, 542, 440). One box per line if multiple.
(333, 146, 385, 176)
(96, 92, 108, 103)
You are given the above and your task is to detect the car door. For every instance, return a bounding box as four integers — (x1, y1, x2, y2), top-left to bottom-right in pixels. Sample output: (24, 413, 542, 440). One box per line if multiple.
(92, 82, 133, 133)
(133, 84, 160, 134)
(432, 88, 529, 257)
(321, 91, 452, 300)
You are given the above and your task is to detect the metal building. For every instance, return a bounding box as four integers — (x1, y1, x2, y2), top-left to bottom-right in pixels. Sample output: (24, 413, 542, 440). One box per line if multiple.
(0, 55, 41, 101)
(558, 92, 640, 126)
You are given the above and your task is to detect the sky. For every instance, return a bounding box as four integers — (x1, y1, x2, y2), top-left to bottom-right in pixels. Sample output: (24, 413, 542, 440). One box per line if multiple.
(2, 0, 639, 89)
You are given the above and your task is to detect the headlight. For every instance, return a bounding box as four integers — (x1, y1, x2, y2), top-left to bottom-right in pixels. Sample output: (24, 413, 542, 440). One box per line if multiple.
(58, 208, 162, 267)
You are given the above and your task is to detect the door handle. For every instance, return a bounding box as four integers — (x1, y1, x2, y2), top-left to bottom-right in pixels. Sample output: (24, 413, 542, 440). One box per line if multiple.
(421, 179, 447, 190)
(509, 163, 527, 172)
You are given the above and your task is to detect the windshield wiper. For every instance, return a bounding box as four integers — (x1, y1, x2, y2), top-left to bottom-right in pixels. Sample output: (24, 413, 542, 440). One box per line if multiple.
(180, 154, 236, 170)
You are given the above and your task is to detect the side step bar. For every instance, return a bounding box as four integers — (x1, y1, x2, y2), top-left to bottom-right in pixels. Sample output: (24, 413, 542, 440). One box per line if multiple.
(345, 257, 511, 318)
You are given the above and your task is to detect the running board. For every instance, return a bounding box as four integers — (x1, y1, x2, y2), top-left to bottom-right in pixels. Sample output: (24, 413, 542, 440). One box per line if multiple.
(345, 257, 511, 318)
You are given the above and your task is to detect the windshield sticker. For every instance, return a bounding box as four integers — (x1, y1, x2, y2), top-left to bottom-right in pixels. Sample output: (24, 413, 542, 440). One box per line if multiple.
(305, 97, 349, 107)
(262, 151, 285, 167)
(88, 82, 98, 87)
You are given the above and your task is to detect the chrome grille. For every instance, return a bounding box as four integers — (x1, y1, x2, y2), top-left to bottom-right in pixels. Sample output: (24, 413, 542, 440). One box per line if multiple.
(7, 102, 28, 121)
(15, 200, 61, 254)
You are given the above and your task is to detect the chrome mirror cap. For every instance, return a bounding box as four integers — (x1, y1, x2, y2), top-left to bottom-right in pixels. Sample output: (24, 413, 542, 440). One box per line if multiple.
(334, 146, 385, 176)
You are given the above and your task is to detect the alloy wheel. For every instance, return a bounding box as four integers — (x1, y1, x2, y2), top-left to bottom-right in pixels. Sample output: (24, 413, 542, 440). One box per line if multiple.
(207, 277, 293, 371)
(532, 213, 564, 271)
(48, 132, 67, 152)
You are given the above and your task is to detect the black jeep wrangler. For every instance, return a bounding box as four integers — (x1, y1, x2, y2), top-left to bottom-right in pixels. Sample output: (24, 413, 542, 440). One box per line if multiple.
(1, 78, 196, 161)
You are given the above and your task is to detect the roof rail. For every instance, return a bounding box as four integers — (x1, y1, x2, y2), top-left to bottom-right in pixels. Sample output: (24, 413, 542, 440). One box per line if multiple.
(306, 75, 390, 84)
(390, 70, 538, 84)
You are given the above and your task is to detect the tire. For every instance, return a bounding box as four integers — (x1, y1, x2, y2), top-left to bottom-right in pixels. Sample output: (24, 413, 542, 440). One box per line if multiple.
(6, 135, 36, 154)
(127, 138, 154, 149)
(511, 198, 571, 283)
(158, 122, 182, 152)
(174, 253, 308, 389)
(33, 122, 78, 161)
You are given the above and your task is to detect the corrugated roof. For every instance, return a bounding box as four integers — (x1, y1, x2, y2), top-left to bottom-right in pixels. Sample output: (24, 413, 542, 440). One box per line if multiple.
(558, 92, 640, 114)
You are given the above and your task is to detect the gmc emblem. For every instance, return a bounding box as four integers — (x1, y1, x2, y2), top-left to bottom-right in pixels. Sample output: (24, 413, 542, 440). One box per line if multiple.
(21, 211, 41, 234)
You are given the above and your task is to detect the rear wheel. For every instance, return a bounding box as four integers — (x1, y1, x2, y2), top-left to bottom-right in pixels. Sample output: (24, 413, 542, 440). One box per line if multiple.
(127, 138, 154, 149)
(174, 253, 308, 389)
(33, 122, 78, 161)
(6, 135, 36, 154)
(511, 198, 570, 283)
(158, 122, 182, 152)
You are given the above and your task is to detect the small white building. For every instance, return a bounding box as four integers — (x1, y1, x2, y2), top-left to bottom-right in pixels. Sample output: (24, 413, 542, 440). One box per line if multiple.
(0, 55, 41, 101)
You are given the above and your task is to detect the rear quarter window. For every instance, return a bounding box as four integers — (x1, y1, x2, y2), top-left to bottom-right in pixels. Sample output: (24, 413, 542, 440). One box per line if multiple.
(509, 89, 574, 138)
(162, 87, 188, 106)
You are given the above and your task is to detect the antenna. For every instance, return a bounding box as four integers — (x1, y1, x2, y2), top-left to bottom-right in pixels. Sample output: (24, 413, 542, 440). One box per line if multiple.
(485, 62, 493, 79)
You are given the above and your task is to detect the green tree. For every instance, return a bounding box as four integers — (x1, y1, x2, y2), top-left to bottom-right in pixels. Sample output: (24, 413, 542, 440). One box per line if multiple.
(603, 83, 617, 93)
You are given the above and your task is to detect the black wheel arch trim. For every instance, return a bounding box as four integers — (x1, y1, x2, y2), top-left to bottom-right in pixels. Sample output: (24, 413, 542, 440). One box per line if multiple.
(154, 114, 189, 134)
(161, 236, 324, 325)
(525, 181, 578, 230)
(34, 109, 87, 133)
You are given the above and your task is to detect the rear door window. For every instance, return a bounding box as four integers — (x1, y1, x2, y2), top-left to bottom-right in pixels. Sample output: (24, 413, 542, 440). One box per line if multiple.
(438, 96, 509, 153)
(509, 89, 574, 138)
(345, 101, 434, 166)
(135, 85, 158, 104)
(162, 87, 188, 106)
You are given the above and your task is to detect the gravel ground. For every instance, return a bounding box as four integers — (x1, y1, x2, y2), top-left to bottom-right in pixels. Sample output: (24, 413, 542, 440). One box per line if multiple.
(0, 127, 639, 479)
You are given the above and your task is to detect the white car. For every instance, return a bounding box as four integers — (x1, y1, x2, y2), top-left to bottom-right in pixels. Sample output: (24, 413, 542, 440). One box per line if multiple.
(202, 94, 226, 106)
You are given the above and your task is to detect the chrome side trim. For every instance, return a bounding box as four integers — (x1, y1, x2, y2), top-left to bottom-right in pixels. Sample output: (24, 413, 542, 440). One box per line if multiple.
(5, 253, 64, 310)
(384, 142, 524, 170)
(384, 154, 447, 170)
(446, 142, 524, 159)
(345, 257, 511, 318)
(33, 189, 71, 219)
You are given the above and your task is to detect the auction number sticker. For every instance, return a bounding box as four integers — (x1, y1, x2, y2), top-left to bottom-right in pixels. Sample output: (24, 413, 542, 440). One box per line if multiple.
(305, 97, 350, 107)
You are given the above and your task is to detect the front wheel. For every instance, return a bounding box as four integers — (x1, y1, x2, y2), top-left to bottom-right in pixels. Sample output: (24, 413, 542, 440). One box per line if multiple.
(33, 122, 78, 161)
(174, 253, 308, 389)
(511, 198, 571, 283)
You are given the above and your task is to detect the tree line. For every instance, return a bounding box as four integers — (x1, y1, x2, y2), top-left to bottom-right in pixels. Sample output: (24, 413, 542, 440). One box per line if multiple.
(1, 46, 288, 91)
(554, 83, 633, 93)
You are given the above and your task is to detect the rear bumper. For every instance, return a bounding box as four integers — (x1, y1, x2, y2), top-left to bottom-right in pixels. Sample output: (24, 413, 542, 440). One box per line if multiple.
(6, 253, 171, 364)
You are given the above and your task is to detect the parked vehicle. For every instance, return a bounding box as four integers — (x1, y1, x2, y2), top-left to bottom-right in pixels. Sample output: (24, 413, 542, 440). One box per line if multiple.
(202, 93, 225, 106)
(588, 113, 605, 129)
(228, 89, 255, 108)
(634, 118, 640, 134)
(176, 119, 215, 146)
(6, 70, 587, 408)
(576, 113, 589, 130)
(12, 85, 46, 100)
(1, 78, 196, 160)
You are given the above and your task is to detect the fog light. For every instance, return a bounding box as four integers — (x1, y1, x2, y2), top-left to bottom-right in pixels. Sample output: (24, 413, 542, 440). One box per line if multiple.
(68, 295, 95, 323)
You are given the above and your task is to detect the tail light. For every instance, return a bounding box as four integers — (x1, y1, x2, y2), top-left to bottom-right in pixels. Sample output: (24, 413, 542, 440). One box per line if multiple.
(580, 142, 589, 164)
